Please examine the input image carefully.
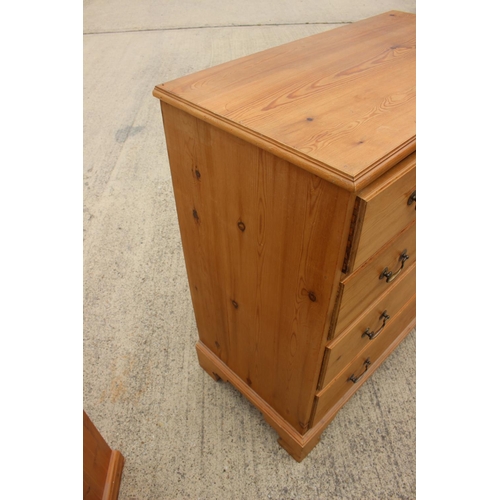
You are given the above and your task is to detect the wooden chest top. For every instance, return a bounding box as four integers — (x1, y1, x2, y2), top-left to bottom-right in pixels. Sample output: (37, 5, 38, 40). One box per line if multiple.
(153, 11, 415, 191)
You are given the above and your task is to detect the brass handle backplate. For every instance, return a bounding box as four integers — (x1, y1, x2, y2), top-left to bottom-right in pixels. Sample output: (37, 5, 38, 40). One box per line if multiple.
(379, 250, 409, 283)
(348, 358, 371, 384)
(363, 311, 390, 340)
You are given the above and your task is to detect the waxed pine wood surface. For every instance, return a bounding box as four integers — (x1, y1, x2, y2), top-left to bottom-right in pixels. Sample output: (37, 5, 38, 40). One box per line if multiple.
(321, 263, 416, 388)
(154, 11, 416, 191)
(333, 221, 416, 336)
(156, 12, 416, 459)
(161, 102, 354, 434)
(347, 152, 416, 272)
(313, 295, 415, 426)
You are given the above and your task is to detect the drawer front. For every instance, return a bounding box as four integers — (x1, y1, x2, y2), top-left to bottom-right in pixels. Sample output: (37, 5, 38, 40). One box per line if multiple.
(313, 294, 416, 426)
(345, 154, 416, 274)
(320, 263, 416, 389)
(332, 220, 415, 337)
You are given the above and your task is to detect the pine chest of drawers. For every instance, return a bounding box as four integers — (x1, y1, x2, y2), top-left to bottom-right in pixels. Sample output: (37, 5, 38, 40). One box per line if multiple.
(153, 10, 416, 461)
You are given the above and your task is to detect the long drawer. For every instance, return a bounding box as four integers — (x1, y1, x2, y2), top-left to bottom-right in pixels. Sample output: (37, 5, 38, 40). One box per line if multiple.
(320, 263, 416, 389)
(312, 294, 416, 427)
(344, 153, 416, 274)
(332, 220, 416, 338)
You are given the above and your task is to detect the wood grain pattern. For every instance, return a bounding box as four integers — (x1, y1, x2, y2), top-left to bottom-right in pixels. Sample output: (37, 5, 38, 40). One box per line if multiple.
(196, 310, 415, 462)
(84, 411, 124, 500)
(154, 12, 416, 460)
(312, 294, 416, 426)
(332, 220, 416, 337)
(197, 340, 325, 463)
(345, 153, 416, 273)
(162, 102, 354, 434)
(196, 340, 309, 460)
(319, 263, 415, 389)
(310, 315, 415, 448)
(154, 11, 416, 191)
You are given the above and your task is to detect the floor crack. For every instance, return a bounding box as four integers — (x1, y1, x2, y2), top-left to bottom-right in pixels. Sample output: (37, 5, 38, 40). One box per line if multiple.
(83, 21, 351, 36)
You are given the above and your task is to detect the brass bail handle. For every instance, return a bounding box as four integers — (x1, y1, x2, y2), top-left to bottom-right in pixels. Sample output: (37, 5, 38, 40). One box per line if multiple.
(379, 249, 409, 283)
(348, 358, 371, 384)
(363, 311, 390, 340)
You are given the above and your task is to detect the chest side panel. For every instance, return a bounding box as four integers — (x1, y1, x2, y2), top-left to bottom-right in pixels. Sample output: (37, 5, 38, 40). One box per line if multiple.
(161, 103, 353, 433)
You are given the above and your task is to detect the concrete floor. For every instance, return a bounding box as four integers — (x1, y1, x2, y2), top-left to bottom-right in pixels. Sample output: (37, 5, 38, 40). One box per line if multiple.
(83, 2, 416, 498)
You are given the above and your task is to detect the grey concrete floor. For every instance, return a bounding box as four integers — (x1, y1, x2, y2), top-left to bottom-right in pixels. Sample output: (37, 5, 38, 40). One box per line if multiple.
(83, 2, 416, 499)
